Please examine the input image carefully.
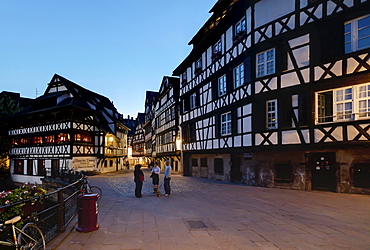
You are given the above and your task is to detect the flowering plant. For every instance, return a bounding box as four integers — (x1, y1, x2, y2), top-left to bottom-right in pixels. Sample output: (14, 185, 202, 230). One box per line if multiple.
(0, 185, 47, 224)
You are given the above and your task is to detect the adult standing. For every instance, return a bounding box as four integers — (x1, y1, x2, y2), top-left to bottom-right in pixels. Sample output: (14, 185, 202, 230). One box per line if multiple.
(163, 160, 172, 196)
(151, 162, 160, 194)
(134, 164, 144, 198)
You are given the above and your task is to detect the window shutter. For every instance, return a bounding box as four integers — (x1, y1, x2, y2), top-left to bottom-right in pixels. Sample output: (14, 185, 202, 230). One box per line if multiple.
(211, 80, 218, 100)
(215, 114, 220, 138)
(244, 56, 252, 83)
(319, 19, 343, 62)
(280, 97, 292, 129)
(299, 92, 311, 125)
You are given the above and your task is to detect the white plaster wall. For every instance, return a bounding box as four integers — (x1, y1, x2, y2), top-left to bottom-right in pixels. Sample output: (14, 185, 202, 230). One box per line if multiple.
(255, 0, 295, 28)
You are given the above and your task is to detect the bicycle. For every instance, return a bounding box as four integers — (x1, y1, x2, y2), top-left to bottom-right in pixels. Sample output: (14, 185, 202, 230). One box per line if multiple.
(79, 174, 102, 201)
(0, 216, 45, 250)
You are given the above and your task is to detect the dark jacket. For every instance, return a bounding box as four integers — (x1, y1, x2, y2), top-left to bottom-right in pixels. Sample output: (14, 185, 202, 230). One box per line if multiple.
(134, 165, 144, 183)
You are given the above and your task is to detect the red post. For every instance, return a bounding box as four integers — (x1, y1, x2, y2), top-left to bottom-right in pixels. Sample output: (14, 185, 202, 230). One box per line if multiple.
(76, 193, 99, 232)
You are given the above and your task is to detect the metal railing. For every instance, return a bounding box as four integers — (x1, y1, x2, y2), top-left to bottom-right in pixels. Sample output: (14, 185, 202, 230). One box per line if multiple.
(0, 177, 82, 245)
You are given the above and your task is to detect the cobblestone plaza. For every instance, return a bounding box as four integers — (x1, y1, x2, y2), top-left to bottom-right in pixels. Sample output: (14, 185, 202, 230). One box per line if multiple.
(49, 169, 370, 249)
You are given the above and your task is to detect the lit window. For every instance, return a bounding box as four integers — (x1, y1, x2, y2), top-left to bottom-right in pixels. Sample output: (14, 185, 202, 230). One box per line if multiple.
(234, 63, 244, 88)
(316, 83, 370, 123)
(221, 112, 232, 136)
(345, 15, 370, 53)
(58, 133, 70, 142)
(267, 99, 278, 129)
(335, 88, 353, 120)
(218, 75, 227, 96)
(358, 84, 370, 118)
(257, 48, 275, 77)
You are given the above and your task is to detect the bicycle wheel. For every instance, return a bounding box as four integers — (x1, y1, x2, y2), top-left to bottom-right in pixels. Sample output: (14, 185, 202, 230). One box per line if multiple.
(18, 223, 45, 250)
(90, 186, 102, 200)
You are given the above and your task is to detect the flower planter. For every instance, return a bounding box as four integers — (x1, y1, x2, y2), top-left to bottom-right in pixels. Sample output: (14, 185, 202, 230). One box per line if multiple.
(22, 200, 44, 217)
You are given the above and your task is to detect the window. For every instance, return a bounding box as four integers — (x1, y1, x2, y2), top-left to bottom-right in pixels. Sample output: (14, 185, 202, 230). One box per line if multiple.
(345, 15, 370, 53)
(213, 40, 222, 60)
(218, 75, 227, 96)
(32, 136, 43, 144)
(195, 58, 202, 75)
(214, 158, 224, 175)
(257, 48, 275, 77)
(275, 164, 292, 183)
(192, 158, 198, 167)
(235, 17, 246, 37)
(267, 100, 278, 129)
(336, 87, 353, 120)
(358, 84, 370, 118)
(44, 135, 54, 143)
(181, 71, 187, 84)
(316, 83, 370, 123)
(190, 93, 197, 110)
(37, 160, 46, 176)
(58, 133, 70, 142)
(353, 163, 370, 188)
(200, 158, 208, 168)
(234, 63, 244, 88)
(14, 160, 24, 174)
(221, 112, 232, 136)
(27, 160, 33, 175)
(183, 123, 196, 142)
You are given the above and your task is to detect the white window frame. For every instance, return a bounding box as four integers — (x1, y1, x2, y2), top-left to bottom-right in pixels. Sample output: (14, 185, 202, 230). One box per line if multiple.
(221, 112, 232, 136)
(345, 14, 370, 53)
(235, 17, 246, 36)
(267, 99, 278, 129)
(190, 93, 197, 110)
(218, 74, 227, 96)
(335, 87, 353, 120)
(234, 63, 244, 88)
(316, 82, 370, 124)
(257, 48, 275, 77)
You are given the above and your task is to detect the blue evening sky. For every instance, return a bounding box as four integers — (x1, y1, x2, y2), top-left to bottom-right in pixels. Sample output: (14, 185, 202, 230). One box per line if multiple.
(0, 1, 216, 118)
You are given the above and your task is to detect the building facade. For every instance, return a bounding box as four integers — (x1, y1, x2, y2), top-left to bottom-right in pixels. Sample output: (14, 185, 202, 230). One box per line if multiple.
(173, 0, 370, 194)
(131, 113, 147, 166)
(154, 76, 181, 171)
(7, 74, 129, 184)
(143, 91, 159, 166)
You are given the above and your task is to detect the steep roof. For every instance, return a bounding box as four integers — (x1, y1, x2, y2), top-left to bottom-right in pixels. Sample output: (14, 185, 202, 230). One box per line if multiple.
(11, 74, 126, 134)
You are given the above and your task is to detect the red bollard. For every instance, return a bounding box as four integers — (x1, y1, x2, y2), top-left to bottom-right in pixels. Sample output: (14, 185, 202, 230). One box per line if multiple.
(76, 193, 99, 232)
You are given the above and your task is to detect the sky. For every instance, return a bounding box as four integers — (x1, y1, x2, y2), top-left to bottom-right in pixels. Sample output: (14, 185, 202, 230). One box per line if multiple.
(0, 0, 217, 118)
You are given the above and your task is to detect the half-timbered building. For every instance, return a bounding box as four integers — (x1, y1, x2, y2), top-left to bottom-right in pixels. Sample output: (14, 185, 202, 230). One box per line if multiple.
(131, 113, 147, 166)
(154, 76, 181, 172)
(143, 91, 158, 166)
(173, 0, 370, 193)
(7, 74, 129, 184)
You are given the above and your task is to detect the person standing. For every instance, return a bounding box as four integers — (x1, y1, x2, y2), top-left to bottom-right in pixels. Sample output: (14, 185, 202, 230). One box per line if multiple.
(134, 164, 144, 198)
(163, 160, 172, 196)
(151, 162, 161, 195)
